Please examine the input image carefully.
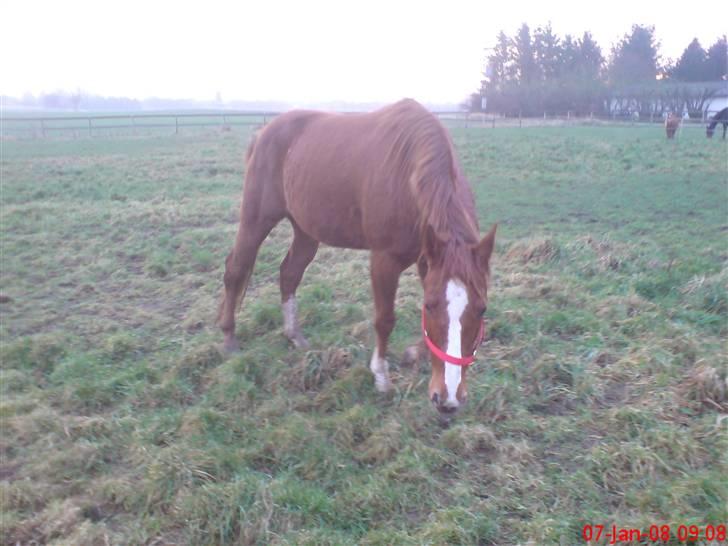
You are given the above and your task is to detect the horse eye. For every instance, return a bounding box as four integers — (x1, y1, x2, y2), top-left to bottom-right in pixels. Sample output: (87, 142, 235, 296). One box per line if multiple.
(477, 306, 487, 317)
(425, 302, 437, 312)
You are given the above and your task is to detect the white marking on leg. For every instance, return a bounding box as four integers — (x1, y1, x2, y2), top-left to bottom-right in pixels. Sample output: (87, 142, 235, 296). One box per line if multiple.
(282, 297, 297, 338)
(444, 279, 468, 407)
(370, 347, 392, 392)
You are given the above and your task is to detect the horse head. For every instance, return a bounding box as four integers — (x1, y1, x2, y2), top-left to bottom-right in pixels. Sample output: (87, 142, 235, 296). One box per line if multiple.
(417, 224, 496, 416)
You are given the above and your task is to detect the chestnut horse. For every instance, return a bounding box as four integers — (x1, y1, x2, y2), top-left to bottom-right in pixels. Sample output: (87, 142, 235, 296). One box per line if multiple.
(218, 99, 496, 415)
(707, 107, 728, 139)
(665, 112, 680, 139)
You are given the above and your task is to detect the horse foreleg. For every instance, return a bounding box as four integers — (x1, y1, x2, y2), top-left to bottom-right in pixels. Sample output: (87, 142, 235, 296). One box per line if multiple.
(218, 217, 280, 353)
(279, 222, 319, 348)
(369, 251, 410, 392)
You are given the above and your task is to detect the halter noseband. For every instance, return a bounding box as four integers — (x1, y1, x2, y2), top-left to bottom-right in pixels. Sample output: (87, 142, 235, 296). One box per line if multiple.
(421, 306, 485, 367)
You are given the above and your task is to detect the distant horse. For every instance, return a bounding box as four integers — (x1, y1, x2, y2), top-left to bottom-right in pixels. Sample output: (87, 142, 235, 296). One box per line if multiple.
(706, 107, 728, 139)
(665, 113, 681, 139)
(218, 99, 496, 415)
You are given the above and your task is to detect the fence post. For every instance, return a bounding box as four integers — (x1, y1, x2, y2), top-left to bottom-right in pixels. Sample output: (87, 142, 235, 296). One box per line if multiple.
(40, 119, 46, 138)
(492, 116, 495, 128)
(519, 111, 522, 128)
(88, 118, 92, 137)
(175, 116, 179, 135)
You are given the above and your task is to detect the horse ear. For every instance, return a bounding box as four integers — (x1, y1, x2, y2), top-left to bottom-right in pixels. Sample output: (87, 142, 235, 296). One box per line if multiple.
(474, 223, 497, 269)
(423, 224, 445, 263)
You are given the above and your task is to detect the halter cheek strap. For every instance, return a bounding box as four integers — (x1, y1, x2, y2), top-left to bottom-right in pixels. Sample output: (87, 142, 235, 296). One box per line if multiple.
(421, 307, 485, 367)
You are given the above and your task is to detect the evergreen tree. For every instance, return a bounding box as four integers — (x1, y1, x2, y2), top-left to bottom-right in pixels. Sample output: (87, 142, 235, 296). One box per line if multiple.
(534, 24, 561, 81)
(671, 38, 707, 81)
(577, 32, 604, 81)
(608, 25, 660, 84)
(705, 36, 727, 80)
(514, 24, 538, 85)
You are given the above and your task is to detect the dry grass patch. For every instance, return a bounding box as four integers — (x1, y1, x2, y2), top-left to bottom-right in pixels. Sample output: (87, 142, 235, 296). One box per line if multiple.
(679, 363, 728, 412)
(505, 237, 560, 265)
(287, 347, 353, 391)
(681, 267, 728, 314)
(357, 418, 405, 464)
(442, 424, 497, 456)
(166, 343, 224, 387)
(327, 404, 378, 450)
(4, 497, 85, 546)
(569, 234, 635, 271)
(594, 294, 655, 320)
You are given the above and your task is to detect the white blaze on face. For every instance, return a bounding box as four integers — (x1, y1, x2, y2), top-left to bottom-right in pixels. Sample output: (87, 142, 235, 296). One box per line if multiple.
(444, 279, 468, 407)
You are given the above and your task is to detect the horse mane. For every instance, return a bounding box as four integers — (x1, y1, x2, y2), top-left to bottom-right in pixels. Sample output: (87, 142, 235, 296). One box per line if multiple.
(376, 100, 479, 242)
(375, 99, 483, 284)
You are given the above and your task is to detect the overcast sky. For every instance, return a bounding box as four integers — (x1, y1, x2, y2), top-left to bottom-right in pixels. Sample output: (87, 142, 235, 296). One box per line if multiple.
(2, 0, 726, 105)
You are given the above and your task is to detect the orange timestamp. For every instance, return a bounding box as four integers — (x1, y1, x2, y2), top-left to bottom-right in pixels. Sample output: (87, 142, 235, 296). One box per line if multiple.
(581, 523, 726, 544)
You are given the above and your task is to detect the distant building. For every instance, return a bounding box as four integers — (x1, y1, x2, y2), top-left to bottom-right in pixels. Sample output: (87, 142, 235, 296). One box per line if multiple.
(609, 81, 728, 120)
(705, 84, 728, 115)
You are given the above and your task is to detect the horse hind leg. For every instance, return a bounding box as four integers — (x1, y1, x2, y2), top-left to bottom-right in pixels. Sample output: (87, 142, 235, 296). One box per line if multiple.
(218, 215, 280, 353)
(279, 222, 319, 348)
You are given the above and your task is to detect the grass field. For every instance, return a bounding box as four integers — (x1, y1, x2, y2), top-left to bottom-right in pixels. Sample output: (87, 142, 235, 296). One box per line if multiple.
(1, 124, 726, 545)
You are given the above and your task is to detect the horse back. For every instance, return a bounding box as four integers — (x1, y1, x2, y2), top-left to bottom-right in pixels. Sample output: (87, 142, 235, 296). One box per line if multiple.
(277, 102, 447, 252)
(242, 100, 475, 256)
(240, 110, 325, 225)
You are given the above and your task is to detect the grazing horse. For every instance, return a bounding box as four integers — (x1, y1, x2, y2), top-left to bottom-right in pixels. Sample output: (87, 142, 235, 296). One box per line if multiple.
(218, 99, 496, 415)
(665, 113, 680, 139)
(706, 107, 728, 139)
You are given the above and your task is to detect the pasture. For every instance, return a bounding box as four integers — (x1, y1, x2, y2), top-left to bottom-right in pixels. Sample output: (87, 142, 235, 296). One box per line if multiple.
(1, 124, 726, 545)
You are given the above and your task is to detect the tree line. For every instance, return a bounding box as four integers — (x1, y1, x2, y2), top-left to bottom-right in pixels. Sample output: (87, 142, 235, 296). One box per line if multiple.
(470, 24, 727, 119)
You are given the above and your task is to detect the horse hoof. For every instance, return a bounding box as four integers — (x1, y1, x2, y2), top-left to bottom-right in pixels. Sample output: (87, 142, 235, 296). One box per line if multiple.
(290, 335, 310, 349)
(223, 338, 240, 354)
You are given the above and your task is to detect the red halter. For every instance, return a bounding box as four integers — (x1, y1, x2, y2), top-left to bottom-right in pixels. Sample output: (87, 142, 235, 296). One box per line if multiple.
(421, 306, 486, 367)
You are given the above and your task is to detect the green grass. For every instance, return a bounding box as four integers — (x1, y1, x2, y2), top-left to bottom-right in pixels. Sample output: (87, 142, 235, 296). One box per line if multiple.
(1, 125, 726, 545)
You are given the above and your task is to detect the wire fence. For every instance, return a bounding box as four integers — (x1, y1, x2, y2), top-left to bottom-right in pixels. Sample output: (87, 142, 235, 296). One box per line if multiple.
(1, 111, 715, 139)
(1, 112, 276, 139)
